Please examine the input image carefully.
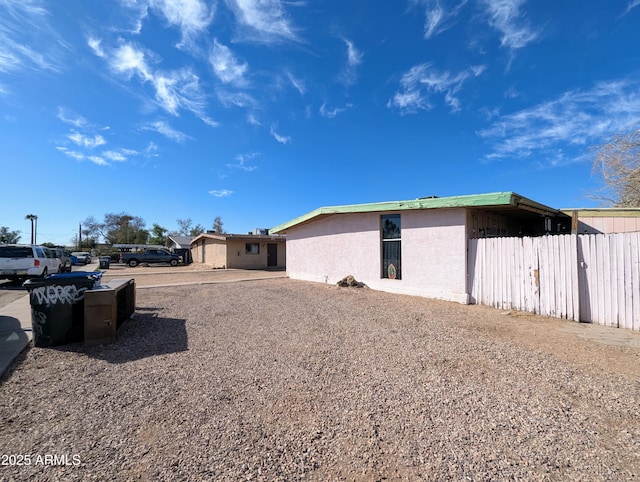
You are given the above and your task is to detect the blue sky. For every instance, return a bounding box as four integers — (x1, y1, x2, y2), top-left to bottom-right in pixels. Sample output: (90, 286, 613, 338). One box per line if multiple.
(2, 0, 640, 246)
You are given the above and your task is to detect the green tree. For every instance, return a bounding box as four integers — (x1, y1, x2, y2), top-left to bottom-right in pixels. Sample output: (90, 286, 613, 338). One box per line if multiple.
(592, 127, 640, 206)
(212, 216, 225, 234)
(0, 227, 21, 243)
(149, 223, 168, 245)
(82, 212, 148, 245)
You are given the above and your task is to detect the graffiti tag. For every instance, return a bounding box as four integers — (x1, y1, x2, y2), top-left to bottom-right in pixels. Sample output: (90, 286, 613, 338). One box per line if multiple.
(30, 285, 88, 306)
(32, 310, 47, 337)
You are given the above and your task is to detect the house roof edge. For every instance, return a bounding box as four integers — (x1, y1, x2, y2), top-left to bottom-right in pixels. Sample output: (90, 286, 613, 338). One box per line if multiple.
(271, 192, 561, 233)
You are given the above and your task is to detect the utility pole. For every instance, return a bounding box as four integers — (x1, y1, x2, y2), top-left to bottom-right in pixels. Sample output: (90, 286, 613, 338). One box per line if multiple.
(78, 223, 82, 250)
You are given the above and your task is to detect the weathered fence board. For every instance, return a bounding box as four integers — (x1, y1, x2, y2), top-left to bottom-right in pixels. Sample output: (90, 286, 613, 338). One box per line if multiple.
(468, 233, 640, 330)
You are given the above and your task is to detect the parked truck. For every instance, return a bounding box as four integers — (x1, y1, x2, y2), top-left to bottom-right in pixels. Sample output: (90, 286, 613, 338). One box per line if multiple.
(120, 248, 181, 268)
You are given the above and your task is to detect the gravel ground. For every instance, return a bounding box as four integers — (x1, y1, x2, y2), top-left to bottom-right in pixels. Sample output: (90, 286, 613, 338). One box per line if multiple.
(1, 278, 640, 481)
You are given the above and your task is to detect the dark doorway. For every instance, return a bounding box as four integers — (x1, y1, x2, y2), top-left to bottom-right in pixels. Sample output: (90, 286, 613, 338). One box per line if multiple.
(267, 243, 278, 267)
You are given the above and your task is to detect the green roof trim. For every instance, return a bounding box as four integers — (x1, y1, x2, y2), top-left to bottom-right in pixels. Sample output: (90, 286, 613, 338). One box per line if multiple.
(270, 192, 561, 233)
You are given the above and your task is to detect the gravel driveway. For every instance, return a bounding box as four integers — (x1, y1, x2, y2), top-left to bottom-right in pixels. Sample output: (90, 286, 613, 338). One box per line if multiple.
(1, 277, 639, 480)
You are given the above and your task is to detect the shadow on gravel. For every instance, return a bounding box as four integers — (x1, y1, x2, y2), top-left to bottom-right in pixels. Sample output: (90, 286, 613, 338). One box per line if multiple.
(51, 307, 189, 364)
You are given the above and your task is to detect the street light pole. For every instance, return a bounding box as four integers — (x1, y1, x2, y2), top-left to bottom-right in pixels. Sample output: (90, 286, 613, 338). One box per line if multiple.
(25, 214, 37, 244)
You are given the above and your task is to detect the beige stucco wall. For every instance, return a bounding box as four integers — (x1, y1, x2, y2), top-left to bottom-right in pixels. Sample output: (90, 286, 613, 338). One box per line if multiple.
(191, 238, 227, 267)
(285, 209, 469, 303)
(191, 237, 286, 269)
(226, 239, 286, 269)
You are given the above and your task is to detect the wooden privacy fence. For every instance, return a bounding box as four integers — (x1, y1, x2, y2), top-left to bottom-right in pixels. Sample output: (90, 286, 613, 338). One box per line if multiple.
(468, 233, 640, 331)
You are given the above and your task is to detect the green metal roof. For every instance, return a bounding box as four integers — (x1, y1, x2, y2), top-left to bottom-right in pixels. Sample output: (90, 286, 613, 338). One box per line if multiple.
(270, 192, 562, 233)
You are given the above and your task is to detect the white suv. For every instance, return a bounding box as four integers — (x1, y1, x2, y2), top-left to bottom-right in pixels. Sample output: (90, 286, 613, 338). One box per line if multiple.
(0, 244, 61, 281)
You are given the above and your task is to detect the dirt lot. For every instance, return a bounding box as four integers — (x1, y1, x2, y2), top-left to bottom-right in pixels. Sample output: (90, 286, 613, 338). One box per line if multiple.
(1, 272, 640, 480)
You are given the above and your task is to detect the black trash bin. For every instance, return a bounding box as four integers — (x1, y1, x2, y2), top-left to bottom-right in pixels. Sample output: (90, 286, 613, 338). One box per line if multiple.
(99, 256, 111, 269)
(23, 272, 103, 347)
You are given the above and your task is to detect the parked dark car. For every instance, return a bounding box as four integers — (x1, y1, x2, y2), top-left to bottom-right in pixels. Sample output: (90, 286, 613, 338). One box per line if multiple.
(52, 248, 73, 273)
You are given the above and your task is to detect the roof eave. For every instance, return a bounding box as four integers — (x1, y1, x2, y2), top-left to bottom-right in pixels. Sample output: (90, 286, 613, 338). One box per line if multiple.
(272, 192, 563, 233)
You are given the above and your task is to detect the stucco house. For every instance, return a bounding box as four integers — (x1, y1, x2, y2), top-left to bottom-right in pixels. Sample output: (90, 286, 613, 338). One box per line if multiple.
(270, 192, 571, 304)
(190, 233, 286, 270)
(166, 235, 194, 264)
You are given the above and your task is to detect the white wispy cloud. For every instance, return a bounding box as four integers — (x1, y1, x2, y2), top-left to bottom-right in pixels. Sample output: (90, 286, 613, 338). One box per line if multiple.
(87, 155, 108, 166)
(56, 146, 85, 161)
(216, 90, 256, 109)
(411, 0, 468, 39)
(87, 37, 105, 57)
(57, 107, 87, 128)
(270, 125, 291, 144)
(101, 42, 207, 117)
(102, 150, 128, 162)
(209, 189, 234, 197)
(247, 113, 262, 126)
(226, 0, 300, 42)
(154, 69, 207, 115)
(482, 0, 539, 50)
(0, 0, 69, 74)
(286, 71, 305, 95)
(345, 39, 363, 67)
(118, 0, 149, 33)
(227, 152, 259, 171)
(149, 0, 213, 46)
(110, 43, 152, 80)
(145, 141, 159, 157)
(201, 116, 221, 127)
(624, 0, 640, 14)
(210, 39, 249, 86)
(339, 38, 363, 85)
(68, 132, 107, 149)
(143, 120, 190, 142)
(478, 78, 640, 165)
(319, 102, 352, 119)
(388, 63, 485, 114)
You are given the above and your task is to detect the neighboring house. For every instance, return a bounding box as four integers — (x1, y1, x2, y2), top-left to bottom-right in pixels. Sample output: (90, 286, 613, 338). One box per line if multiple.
(166, 235, 193, 249)
(167, 235, 194, 264)
(190, 233, 286, 270)
(270, 192, 571, 304)
(561, 208, 640, 234)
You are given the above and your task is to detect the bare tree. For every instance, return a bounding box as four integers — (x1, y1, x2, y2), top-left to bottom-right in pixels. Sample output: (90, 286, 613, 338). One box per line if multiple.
(212, 216, 225, 234)
(592, 128, 640, 207)
(176, 218, 193, 236)
(190, 224, 205, 236)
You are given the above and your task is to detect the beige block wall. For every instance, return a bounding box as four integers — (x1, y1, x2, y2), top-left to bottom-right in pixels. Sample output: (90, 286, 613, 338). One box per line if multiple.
(285, 209, 468, 303)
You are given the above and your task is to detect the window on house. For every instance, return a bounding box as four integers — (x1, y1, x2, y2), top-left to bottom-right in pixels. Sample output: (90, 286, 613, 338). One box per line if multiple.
(245, 243, 260, 254)
(381, 214, 401, 280)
